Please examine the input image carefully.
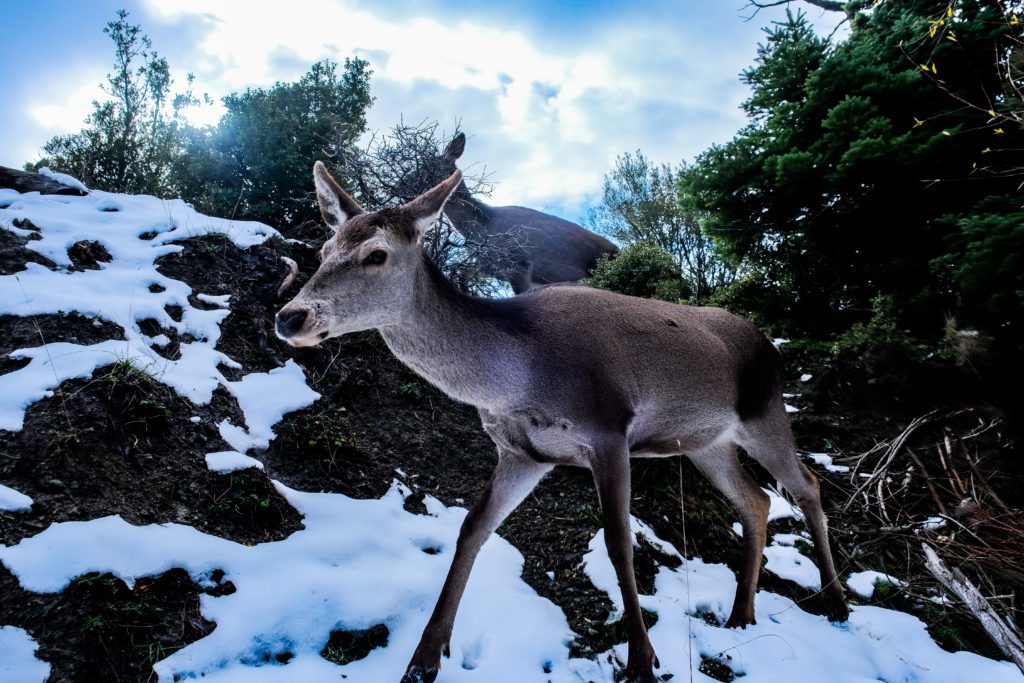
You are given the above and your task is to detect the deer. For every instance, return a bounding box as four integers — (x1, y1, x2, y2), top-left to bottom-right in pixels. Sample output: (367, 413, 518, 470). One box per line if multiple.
(276, 163, 849, 683)
(410, 133, 618, 293)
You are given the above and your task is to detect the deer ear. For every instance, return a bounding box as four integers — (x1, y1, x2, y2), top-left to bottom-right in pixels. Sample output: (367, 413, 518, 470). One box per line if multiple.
(443, 133, 466, 163)
(313, 161, 363, 230)
(402, 170, 462, 236)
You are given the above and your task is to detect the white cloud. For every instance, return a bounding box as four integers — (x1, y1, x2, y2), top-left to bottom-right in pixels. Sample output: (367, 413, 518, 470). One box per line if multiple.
(135, 0, 769, 214)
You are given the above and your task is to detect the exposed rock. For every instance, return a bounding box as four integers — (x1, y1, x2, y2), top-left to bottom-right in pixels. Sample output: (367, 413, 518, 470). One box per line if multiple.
(0, 166, 89, 196)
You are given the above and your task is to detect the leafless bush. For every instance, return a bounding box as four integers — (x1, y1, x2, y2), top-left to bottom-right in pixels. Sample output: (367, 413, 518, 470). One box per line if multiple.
(831, 407, 1023, 665)
(329, 119, 509, 296)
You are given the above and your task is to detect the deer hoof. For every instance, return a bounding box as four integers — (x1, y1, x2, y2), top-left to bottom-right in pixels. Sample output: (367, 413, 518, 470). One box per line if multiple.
(399, 666, 438, 683)
(725, 609, 756, 629)
(624, 643, 660, 682)
(827, 598, 850, 623)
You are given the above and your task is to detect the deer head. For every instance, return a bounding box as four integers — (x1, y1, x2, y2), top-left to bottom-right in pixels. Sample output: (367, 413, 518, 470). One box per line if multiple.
(396, 132, 467, 202)
(275, 161, 462, 347)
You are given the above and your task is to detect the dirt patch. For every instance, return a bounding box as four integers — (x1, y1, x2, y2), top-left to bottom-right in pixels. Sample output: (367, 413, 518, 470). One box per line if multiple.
(0, 313, 123, 360)
(0, 363, 302, 549)
(0, 565, 214, 682)
(67, 240, 112, 271)
(321, 623, 390, 665)
(0, 226, 57, 275)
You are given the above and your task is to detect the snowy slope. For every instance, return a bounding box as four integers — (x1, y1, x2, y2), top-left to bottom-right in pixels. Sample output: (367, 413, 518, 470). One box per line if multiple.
(1, 179, 1022, 682)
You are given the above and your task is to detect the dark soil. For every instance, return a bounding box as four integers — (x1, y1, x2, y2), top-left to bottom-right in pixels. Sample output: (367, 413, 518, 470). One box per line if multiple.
(67, 240, 112, 271)
(0, 222, 57, 275)
(0, 565, 215, 683)
(1, 227, 1019, 681)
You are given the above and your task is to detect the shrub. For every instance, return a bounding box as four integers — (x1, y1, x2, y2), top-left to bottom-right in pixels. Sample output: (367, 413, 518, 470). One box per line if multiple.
(831, 295, 928, 383)
(583, 242, 689, 302)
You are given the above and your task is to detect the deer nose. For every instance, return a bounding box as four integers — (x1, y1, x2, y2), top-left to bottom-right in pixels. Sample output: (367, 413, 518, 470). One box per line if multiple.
(275, 308, 308, 338)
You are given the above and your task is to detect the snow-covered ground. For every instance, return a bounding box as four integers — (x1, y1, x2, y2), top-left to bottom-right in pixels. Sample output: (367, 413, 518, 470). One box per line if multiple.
(1, 180, 1022, 682)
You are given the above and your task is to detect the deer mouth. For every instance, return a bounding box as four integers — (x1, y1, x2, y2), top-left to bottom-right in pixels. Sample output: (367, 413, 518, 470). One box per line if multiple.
(283, 329, 331, 348)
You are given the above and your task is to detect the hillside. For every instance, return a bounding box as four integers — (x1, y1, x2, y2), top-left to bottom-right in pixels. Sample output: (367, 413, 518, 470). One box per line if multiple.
(0, 175, 1021, 682)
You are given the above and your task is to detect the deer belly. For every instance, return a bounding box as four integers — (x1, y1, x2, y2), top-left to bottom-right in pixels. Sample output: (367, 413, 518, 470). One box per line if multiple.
(479, 410, 594, 466)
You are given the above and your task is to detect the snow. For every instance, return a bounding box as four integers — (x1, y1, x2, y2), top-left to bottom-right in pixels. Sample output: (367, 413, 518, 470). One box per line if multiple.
(772, 337, 789, 347)
(799, 373, 813, 382)
(784, 403, 801, 413)
(0, 184, 281, 431)
(0, 626, 50, 683)
(197, 293, 231, 308)
(805, 452, 851, 474)
(920, 516, 947, 530)
(847, 570, 904, 599)
(578, 521, 1022, 683)
(765, 487, 803, 522)
(0, 482, 580, 682)
(0, 484, 33, 512)
(217, 360, 320, 453)
(37, 166, 88, 193)
(206, 451, 265, 473)
(764, 535, 820, 589)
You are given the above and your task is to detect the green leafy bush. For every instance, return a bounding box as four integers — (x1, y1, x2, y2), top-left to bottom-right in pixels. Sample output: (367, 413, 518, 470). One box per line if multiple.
(583, 242, 689, 302)
(831, 295, 928, 383)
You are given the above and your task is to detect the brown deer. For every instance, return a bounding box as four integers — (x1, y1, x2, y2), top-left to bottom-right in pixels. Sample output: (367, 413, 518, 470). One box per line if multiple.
(414, 133, 618, 293)
(276, 163, 849, 683)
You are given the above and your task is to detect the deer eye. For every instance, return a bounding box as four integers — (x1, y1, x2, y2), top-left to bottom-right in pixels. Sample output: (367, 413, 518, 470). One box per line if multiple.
(364, 250, 387, 266)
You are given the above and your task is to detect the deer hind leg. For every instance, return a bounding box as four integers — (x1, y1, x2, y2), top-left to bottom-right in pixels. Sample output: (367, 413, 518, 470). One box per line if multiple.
(592, 442, 659, 682)
(737, 402, 850, 622)
(688, 443, 770, 627)
(401, 452, 552, 683)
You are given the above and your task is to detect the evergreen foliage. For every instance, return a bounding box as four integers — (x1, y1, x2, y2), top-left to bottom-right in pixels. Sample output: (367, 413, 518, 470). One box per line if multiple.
(34, 11, 374, 231)
(679, 1, 1023, 347)
(585, 151, 732, 304)
(174, 59, 373, 227)
(583, 243, 691, 302)
(37, 10, 191, 196)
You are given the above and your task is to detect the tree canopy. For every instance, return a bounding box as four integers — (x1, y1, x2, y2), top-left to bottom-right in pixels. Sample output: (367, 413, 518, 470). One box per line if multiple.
(680, 1, 1023, 345)
(34, 11, 374, 232)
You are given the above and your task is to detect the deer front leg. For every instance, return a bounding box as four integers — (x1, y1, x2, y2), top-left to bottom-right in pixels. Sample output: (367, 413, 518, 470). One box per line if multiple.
(592, 446, 659, 683)
(401, 452, 552, 683)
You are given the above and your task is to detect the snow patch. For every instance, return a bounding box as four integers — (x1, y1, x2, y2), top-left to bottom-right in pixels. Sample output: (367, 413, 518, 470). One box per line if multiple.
(766, 487, 803, 522)
(764, 535, 820, 589)
(806, 452, 851, 474)
(847, 570, 904, 599)
(0, 484, 33, 512)
(217, 360, 320, 453)
(577, 519, 1023, 682)
(37, 166, 88, 192)
(205, 451, 265, 474)
(0, 626, 50, 683)
(0, 483, 580, 682)
(0, 185, 279, 431)
(197, 293, 232, 308)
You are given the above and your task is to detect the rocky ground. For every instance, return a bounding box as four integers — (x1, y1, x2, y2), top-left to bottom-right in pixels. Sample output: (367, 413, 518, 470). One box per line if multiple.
(0, 186, 1020, 682)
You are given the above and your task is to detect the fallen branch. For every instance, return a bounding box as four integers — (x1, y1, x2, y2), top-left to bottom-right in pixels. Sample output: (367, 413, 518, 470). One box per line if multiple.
(922, 543, 1024, 673)
(845, 411, 935, 512)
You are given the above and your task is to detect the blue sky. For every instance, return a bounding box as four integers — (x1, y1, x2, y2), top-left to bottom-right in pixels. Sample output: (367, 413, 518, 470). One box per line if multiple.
(0, 1, 841, 220)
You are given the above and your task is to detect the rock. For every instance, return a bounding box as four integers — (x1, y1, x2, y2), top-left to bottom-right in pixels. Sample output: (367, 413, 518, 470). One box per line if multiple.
(0, 166, 89, 196)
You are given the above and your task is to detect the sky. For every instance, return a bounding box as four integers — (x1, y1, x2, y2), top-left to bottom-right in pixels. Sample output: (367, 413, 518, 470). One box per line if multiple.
(0, 0, 843, 220)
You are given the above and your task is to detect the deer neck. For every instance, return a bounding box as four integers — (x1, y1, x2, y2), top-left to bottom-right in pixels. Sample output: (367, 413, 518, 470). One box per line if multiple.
(442, 183, 492, 237)
(378, 253, 530, 409)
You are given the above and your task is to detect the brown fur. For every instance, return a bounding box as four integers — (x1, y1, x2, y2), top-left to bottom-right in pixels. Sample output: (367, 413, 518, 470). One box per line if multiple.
(278, 165, 850, 683)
